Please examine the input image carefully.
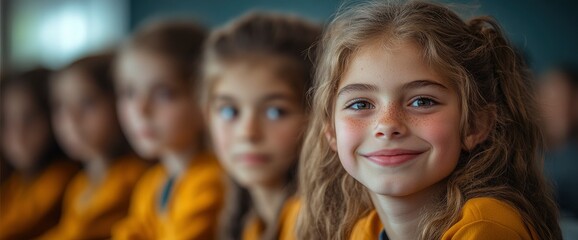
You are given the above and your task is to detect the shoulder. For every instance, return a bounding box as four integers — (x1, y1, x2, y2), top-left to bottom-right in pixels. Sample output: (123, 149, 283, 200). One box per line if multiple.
(132, 163, 165, 194)
(278, 197, 301, 240)
(35, 159, 79, 195)
(350, 210, 382, 240)
(183, 152, 224, 187)
(443, 197, 536, 240)
(242, 214, 263, 240)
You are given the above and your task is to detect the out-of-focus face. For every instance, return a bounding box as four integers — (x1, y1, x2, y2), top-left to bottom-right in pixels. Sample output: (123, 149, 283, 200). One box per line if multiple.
(51, 69, 120, 162)
(116, 49, 201, 159)
(208, 62, 306, 187)
(538, 71, 573, 147)
(1, 87, 51, 171)
(329, 41, 462, 197)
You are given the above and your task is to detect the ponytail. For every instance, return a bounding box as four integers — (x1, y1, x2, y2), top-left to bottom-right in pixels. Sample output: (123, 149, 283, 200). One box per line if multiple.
(465, 16, 562, 240)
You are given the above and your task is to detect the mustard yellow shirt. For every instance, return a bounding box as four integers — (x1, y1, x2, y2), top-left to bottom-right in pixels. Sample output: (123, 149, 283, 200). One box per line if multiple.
(112, 152, 224, 240)
(350, 197, 538, 240)
(40, 155, 148, 240)
(242, 197, 301, 240)
(0, 160, 78, 240)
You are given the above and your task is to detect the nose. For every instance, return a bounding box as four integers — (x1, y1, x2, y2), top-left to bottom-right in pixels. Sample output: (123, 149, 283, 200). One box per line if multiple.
(133, 96, 152, 118)
(238, 110, 262, 143)
(374, 104, 407, 139)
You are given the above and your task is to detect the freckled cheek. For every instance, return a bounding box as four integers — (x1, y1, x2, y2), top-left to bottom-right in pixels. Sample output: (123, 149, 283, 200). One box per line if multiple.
(334, 115, 370, 147)
(413, 114, 462, 163)
(334, 115, 371, 168)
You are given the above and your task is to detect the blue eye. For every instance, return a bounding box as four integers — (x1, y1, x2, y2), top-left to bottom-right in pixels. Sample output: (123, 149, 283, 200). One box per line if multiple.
(266, 107, 284, 120)
(410, 97, 437, 108)
(219, 106, 237, 120)
(347, 100, 374, 110)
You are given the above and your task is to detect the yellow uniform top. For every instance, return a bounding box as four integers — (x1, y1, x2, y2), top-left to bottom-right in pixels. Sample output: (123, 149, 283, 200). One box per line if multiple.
(350, 197, 538, 240)
(40, 155, 148, 240)
(0, 160, 78, 240)
(242, 197, 300, 240)
(112, 152, 224, 240)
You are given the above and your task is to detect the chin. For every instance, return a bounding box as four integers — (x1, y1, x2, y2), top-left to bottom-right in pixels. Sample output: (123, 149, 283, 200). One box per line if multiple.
(133, 146, 159, 160)
(359, 178, 419, 198)
(235, 174, 277, 188)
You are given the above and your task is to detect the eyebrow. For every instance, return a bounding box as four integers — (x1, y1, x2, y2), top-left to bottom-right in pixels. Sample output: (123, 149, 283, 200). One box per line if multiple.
(400, 80, 448, 92)
(336, 79, 447, 98)
(261, 93, 295, 102)
(336, 83, 379, 98)
(213, 95, 235, 102)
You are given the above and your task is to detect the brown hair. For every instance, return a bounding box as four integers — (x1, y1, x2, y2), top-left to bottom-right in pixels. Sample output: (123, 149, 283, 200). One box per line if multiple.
(202, 12, 320, 240)
(125, 19, 207, 84)
(297, 1, 561, 239)
(120, 19, 209, 151)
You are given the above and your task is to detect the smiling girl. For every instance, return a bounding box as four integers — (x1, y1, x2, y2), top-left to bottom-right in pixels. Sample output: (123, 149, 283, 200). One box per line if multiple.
(298, 1, 561, 240)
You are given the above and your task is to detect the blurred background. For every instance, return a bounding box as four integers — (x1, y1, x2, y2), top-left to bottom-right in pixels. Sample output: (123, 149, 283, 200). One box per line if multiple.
(1, 0, 578, 73)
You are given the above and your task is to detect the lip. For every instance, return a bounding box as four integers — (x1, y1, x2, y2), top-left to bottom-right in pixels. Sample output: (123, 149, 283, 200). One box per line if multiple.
(236, 153, 270, 166)
(361, 149, 425, 166)
(136, 128, 155, 139)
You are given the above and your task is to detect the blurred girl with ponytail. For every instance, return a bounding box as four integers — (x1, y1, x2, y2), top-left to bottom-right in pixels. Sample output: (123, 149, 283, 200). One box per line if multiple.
(298, 1, 562, 239)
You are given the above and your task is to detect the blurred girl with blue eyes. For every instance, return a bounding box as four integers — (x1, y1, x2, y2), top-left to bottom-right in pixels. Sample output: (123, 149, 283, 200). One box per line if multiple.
(202, 12, 320, 240)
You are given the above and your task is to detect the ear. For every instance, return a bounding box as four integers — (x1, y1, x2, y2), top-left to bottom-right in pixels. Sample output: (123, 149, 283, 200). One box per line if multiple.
(324, 124, 338, 151)
(464, 106, 495, 150)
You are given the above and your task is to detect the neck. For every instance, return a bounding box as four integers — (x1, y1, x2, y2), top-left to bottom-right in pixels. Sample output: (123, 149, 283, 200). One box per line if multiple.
(160, 147, 198, 178)
(371, 182, 445, 240)
(84, 155, 110, 185)
(21, 168, 41, 182)
(248, 180, 288, 228)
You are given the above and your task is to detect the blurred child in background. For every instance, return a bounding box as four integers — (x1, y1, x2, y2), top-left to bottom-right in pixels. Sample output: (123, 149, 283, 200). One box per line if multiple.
(538, 65, 578, 151)
(113, 19, 224, 239)
(0, 68, 79, 239)
(202, 12, 320, 240)
(298, 1, 561, 239)
(538, 64, 578, 238)
(40, 54, 148, 240)
(0, 72, 13, 185)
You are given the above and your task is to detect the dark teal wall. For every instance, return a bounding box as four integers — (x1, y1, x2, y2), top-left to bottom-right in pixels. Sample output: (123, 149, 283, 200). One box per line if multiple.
(128, 0, 578, 73)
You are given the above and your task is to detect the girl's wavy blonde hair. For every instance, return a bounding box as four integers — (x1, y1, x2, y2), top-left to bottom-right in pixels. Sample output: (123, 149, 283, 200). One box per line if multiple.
(297, 1, 562, 239)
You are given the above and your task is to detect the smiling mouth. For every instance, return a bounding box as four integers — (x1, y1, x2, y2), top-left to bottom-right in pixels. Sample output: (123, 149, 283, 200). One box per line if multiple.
(360, 149, 424, 166)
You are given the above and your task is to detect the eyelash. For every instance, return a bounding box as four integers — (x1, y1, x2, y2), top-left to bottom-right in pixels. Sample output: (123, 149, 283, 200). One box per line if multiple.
(344, 98, 375, 111)
(343, 96, 439, 111)
(409, 96, 438, 108)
